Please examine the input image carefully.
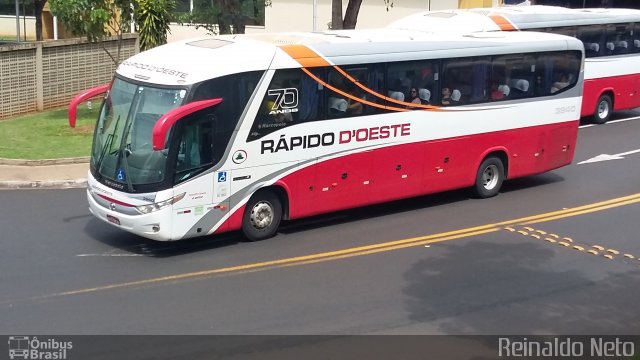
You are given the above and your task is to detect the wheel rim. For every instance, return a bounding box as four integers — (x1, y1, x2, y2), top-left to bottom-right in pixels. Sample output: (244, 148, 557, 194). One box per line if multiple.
(482, 164, 499, 190)
(597, 100, 610, 120)
(250, 201, 274, 230)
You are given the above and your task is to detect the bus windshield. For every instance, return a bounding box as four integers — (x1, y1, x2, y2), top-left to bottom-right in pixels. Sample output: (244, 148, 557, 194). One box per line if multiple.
(91, 78, 187, 189)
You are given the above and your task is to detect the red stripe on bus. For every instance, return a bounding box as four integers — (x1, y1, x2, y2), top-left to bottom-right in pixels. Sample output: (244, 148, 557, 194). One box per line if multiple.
(97, 194, 135, 207)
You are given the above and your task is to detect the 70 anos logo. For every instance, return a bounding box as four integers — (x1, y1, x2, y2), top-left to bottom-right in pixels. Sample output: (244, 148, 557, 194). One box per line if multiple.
(268, 88, 299, 115)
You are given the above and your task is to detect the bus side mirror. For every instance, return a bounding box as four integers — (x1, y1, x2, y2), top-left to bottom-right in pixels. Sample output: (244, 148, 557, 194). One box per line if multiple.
(152, 98, 223, 151)
(68, 83, 110, 127)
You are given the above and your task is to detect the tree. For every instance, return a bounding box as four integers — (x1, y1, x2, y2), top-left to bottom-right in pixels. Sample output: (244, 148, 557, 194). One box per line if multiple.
(34, 0, 47, 41)
(178, 0, 269, 35)
(49, 0, 135, 65)
(331, 0, 393, 30)
(331, 0, 343, 30)
(137, 0, 176, 51)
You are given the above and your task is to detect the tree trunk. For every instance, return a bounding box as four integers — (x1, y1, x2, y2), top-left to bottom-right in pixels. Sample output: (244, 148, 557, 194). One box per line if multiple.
(216, 12, 231, 34)
(331, 0, 343, 30)
(34, 0, 47, 41)
(232, 14, 246, 34)
(343, 0, 361, 29)
(214, 0, 245, 34)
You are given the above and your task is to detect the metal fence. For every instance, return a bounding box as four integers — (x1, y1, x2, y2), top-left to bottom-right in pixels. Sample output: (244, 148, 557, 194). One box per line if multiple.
(0, 34, 138, 119)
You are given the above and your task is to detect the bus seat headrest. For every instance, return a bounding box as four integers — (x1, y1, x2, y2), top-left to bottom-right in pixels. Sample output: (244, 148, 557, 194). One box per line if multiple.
(451, 89, 461, 102)
(328, 97, 348, 112)
(418, 88, 431, 102)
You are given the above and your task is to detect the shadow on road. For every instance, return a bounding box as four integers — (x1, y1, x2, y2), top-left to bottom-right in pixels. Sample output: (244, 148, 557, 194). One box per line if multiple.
(402, 239, 640, 334)
(81, 172, 567, 257)
(83, 218, 244, 257)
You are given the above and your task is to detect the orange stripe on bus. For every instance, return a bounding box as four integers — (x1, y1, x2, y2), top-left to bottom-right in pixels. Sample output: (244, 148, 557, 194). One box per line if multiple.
(279, 44, 331, 67)
(489, 14, 518, 31)
(331, 65, 441, 111)
(284, 45, 469, 113)
(300, 68, 407, 112)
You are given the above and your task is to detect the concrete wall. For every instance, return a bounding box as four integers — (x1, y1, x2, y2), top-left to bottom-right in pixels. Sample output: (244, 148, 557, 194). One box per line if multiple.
(0, 34, 138, 119)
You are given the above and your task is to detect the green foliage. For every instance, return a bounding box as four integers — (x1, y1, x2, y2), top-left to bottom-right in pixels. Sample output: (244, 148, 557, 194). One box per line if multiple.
(50, 0, 135, 64)
(49, 0, 132, 41)
(137, 0, 176, 51)
(178, 0, 268, 35)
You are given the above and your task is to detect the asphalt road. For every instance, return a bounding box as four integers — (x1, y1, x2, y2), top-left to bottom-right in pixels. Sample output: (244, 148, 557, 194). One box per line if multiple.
(2, 111, 640, 337)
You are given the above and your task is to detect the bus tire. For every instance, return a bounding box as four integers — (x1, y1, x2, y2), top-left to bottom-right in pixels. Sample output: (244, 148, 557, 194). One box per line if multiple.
(242, 190, 282, 241)
(473, 156, 504, 198)
(592, 94, 612, 124)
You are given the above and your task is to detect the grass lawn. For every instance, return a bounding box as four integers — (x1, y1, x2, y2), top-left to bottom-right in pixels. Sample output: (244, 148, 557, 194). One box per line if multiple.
(0, 105, 99, 159)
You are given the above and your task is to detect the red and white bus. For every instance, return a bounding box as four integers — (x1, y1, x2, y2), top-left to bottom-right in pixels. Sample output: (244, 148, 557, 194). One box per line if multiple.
(388, 5, 640, 124)
(69, 29, 583, 241)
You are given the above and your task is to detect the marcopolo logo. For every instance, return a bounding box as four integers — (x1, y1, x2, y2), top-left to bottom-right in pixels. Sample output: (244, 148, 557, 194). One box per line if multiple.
(8, 336, 73, 360)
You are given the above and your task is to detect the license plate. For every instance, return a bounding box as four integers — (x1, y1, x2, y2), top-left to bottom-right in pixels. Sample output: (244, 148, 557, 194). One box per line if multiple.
(107, 215, 121, 225)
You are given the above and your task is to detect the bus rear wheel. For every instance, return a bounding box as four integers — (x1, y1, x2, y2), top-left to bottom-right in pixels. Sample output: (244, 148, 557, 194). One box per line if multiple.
(242, 190, 282, 241)
(473, 156, 505, 198)
(592, 94, 612, 124)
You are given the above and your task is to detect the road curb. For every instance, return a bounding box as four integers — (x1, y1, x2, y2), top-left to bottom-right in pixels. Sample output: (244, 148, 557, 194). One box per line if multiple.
(0, 157, 90, 166)
(0, 179, 87, 190)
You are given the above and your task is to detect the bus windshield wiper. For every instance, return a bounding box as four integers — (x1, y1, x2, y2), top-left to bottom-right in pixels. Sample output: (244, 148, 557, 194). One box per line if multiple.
(95, 132, 114, 174)
(115, 117, 135, 192)
(95, 115, 120, 174)
(119, 144, 135, 192)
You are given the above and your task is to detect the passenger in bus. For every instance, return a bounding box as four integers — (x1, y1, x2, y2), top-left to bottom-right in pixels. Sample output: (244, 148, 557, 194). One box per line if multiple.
(408, 88, 422, 105)
(490, 82, 505, 100)
(346, 85, 364, 115)
(551, 74, 570, 93)
(441, 87, 452, 105)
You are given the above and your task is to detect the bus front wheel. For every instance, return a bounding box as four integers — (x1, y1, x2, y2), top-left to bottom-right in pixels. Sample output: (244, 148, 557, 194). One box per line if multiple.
(473, 156, 505, 198)
(242, 190, 282, 241)
(592, 94, 612, 124)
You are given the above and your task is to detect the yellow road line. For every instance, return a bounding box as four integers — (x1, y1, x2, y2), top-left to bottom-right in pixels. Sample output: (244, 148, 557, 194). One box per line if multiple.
(8, 192, 640, 302)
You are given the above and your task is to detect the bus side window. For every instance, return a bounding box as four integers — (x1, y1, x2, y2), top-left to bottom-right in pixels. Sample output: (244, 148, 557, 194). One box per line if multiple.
(490, 58, 508, 101)
(386, 60, 437, 109)
(578, 24, 605, 58)
(442, 57, 489, 105)
(606, 23, 633, 55)
(635, 23, 640, 54)
(248, 68, 322, 141)
(535, 51, 582, 96)
(326, 64, 383, 117)
(173, 115, 215, 183)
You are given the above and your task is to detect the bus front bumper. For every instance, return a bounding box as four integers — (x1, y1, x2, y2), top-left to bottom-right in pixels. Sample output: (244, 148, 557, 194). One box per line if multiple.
(87, 188, 173, 241)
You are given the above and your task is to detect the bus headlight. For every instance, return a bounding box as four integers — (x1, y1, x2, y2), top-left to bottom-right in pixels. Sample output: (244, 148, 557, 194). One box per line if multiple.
(136, 193, 186, 214)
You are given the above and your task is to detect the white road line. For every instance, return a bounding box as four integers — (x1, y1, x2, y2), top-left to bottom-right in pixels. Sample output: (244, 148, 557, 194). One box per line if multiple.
(76, 253, 144, 257)
(579, 115, 640, 128)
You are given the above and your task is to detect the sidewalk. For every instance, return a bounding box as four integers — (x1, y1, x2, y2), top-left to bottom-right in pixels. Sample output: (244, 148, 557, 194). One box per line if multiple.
(0, 157, 89, 190)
